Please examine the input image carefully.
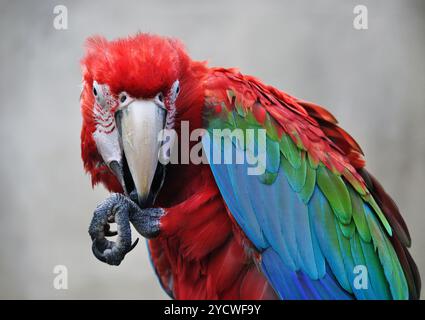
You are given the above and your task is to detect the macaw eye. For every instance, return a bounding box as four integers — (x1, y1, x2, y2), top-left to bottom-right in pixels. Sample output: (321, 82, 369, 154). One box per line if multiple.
(154, 92, 166, 109)
(92, 81, 116, 111)
(157, 92, 164, 103)
(119, 92, 130, 105)
(169, 80, 180, 103)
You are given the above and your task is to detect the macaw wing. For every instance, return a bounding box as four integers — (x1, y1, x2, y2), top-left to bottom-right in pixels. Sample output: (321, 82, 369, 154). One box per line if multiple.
(201, 69, 420, 300)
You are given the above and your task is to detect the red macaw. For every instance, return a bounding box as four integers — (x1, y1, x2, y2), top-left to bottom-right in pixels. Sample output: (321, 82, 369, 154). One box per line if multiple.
(80, 33, 420, 299)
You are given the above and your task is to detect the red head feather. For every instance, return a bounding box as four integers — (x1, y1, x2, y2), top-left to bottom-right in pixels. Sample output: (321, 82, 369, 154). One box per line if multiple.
(80, 33, 207, 191)
(82, 34, 190, 98)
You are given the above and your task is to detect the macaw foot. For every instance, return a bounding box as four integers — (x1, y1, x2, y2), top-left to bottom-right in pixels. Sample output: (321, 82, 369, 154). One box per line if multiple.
(88, 193, 164, 266)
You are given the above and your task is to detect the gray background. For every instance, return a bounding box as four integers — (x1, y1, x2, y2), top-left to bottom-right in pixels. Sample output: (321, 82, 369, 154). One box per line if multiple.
(0, 0, 423, 299)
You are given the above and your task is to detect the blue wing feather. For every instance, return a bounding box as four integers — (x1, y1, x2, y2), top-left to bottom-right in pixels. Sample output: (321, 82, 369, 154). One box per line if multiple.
(261, 248, 353, 300)
(202, 128, 408, 300)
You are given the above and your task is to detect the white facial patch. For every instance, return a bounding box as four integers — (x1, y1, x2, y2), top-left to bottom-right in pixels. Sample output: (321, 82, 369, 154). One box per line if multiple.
(92, 81, 122, 166)
(93, 81, 115, 111)
(93, 128, 122, 165)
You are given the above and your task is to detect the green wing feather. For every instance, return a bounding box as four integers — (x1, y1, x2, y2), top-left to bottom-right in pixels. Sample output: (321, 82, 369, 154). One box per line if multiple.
(204, 86, 412, 300)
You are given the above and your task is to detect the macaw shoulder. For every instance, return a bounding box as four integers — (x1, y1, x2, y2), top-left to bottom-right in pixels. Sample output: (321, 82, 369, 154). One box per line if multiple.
(202, 66, 367, 195)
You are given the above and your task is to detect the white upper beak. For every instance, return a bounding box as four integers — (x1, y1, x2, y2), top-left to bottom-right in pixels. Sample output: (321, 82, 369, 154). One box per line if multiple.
(119, 99, 166, 205)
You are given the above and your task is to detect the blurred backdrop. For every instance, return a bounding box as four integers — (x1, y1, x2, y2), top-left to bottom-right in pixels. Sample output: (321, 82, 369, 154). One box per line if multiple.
(0, 0, 424, 299)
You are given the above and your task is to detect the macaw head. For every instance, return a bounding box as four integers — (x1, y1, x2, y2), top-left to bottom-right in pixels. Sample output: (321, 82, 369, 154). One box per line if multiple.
(80, 33, 203, 207)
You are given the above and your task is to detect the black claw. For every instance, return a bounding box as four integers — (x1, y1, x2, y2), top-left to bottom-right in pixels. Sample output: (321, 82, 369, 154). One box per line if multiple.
(91, 239, 108, 264)
(91, 238, 126, 266)
(130, 238, 140, 252)
(129, 190, 139, 203)
(104, 230, 118, 237)
(88, 193, 164, 266)
(104, 223, 118, 237)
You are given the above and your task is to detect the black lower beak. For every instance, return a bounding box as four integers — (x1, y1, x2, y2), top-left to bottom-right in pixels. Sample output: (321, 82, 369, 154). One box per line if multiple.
(109, 156, 166, 208)
(141, 163, 166, 208)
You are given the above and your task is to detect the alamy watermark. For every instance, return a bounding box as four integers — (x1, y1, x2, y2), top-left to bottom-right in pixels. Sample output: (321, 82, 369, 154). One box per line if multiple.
(353, 5, 368, 30)
(353, 264, 368, 290)
(53, 265, 68, 290)
(157, 121, 267, 175)
(53, 5, 68, 30)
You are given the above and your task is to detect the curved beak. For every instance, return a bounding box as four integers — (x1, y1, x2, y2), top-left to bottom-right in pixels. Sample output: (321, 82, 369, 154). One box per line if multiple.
(116, 99, 166, 206)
